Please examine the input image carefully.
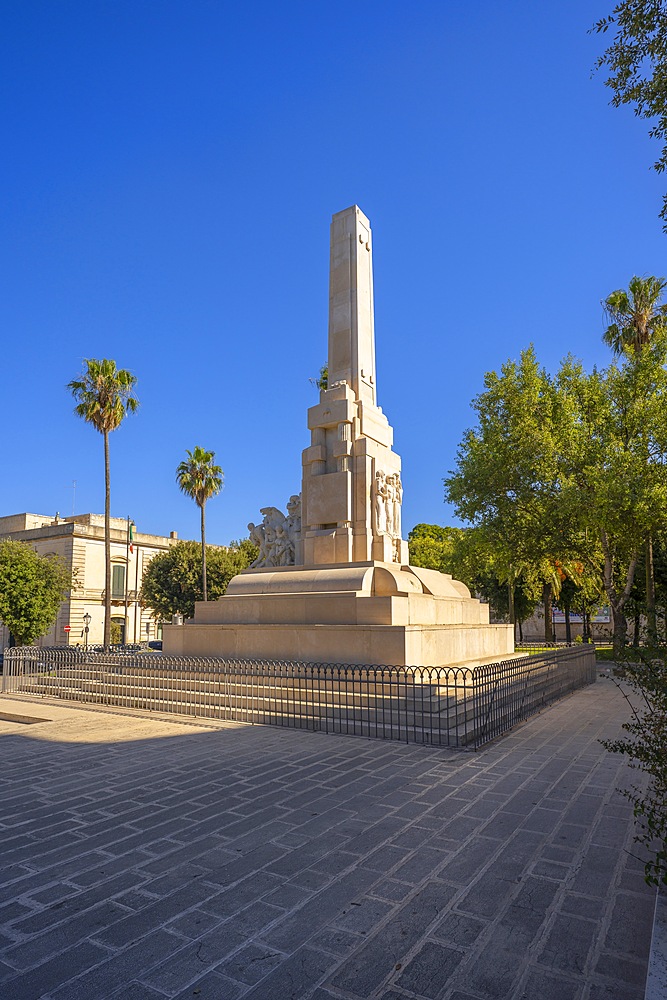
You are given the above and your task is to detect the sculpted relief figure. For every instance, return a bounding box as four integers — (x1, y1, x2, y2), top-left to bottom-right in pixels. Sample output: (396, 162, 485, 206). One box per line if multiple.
(373, 469, 404, 560)
(374, 471, 387, 534)
(390, 474, 402, 540)
(286, 494, 301, 550)
(248, 496, 302, 568)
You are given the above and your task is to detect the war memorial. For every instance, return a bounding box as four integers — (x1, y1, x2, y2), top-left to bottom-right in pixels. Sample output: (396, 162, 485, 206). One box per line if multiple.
(164, 206, 514, 667)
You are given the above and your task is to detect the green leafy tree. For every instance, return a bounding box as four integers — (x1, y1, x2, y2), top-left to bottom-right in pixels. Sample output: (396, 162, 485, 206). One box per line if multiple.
(556, 347, 667, 655)
(445, 348, 580, 642)
(0, 541, 69, 645)
(68, 359, 138, 649)
(592, 2, 667, 228)
(602, 275, 667, 640)
(140, 539, 256, 620)
(176, 447, 224, 602)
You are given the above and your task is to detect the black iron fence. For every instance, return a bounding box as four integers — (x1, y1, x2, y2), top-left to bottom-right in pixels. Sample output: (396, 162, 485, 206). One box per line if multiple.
(1, 646, 596, 750)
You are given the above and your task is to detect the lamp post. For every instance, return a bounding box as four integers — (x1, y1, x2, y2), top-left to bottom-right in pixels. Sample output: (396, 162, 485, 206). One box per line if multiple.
(83, 612, 91, 651)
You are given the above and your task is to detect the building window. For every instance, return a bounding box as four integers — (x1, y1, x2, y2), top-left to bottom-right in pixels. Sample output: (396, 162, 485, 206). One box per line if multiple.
(111, 564, 126, 598)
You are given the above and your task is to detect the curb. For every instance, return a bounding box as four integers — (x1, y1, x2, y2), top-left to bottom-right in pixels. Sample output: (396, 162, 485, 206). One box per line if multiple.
(646, 889, 667, 1000)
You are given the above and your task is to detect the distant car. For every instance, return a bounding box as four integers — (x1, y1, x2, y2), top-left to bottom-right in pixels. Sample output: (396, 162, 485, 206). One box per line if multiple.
(147, 640, 163, 651)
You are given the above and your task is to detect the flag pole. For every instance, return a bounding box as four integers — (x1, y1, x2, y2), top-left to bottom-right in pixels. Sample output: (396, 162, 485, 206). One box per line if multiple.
(124, 515, 131, 644)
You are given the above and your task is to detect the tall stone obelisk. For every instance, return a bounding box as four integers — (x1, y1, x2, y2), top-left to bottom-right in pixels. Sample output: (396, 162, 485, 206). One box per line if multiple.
(301, 206, 409, 566)
(163, 206, 514, 667)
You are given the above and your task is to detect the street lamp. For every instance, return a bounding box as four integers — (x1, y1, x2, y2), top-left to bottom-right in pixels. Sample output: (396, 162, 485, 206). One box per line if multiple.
(83, 612, 91, 651)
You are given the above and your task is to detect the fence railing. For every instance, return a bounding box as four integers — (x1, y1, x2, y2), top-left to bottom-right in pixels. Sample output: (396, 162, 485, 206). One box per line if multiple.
(0, 646, 596, 750)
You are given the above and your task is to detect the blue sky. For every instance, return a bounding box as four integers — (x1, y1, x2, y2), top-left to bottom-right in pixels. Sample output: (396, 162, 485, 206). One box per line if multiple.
(1, 1, 664, 545)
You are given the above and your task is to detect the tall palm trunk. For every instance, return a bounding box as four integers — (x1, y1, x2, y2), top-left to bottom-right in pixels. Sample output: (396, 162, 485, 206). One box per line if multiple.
(543, 582, 553, 643)
(200, 501, 207, 602)
(103, 430, 111, 649)
(646, 535, 656, 642)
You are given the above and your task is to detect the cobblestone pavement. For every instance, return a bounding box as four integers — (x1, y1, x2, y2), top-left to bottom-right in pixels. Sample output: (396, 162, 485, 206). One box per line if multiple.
(0, 679, 656, 1000)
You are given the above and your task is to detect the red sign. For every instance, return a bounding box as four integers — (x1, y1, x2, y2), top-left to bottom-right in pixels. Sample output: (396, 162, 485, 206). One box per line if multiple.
(63, 625, 71, 632)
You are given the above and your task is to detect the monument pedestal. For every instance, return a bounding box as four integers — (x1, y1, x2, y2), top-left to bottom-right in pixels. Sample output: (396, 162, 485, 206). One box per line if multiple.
(162, 562, 514, 666)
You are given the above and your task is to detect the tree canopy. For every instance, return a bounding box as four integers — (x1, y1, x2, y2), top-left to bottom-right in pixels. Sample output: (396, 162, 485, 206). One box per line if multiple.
(140, 539, 256, 620)
(445, 338, 667, 653)
(593, 1, 667, 228)
(0, 541, 70, 645)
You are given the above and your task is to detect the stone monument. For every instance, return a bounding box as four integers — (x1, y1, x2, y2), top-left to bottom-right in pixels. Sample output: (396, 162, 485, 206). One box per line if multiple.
(163, 206, 514, 666)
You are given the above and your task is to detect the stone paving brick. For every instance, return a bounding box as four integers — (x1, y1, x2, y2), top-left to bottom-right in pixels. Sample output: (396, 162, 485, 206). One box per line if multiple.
(0, 940, 111, 1000)
(569, 845, 621, 897)
(331, 896, 394, 934)
(432, 911, 487, 946)
(217, 941, 286, 985)
(49, 929, 183, 1000)
(593, 952, 649, 986)
(109, 982, 168, 1000)
(198, 871, 283, 918)
(308, 926, 362, 956)
(329, 881, 458, 995)
(395, 940, 465, 998)
(94, 883, 222, 948)
(586, 982, 644, 1000)
(170, 969, 244, 999)
(242, 945, 337, 1000)
(166, 907, 221, 940)
(261, 868, 379, 952)
(516, 968, 583, 999)
(538, 912, 600, 976)
(603, 890, 655, 959)
(367, 877, 413, 902)
(142, 922, 246, 994)
(5, 900, 129, 970)
(461, 876, 558, 998)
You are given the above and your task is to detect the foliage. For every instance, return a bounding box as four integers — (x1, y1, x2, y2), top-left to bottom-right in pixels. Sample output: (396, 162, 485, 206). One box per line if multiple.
(140, 539, 256, 620)
(445, 334, 667, 653)
(592, 1, 667, 228)
(603, 645, 667, 886)
(67, 358, 139, 435)
(109, 620, 123, 645)
(176, 446, 224, 602)
(311, 364, 328, 390)
(603, 275, 667, 355)
(68, 358, 138, 648)
(176, 447, 223, 511)
(0, 540, 70, 645)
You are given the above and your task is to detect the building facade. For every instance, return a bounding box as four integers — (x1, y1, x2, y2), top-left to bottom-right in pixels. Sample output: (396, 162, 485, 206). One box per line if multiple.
(0, 513, 182, 649)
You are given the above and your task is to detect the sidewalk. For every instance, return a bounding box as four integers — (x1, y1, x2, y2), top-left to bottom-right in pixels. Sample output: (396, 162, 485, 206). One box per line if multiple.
(0, 678, 656, 1000)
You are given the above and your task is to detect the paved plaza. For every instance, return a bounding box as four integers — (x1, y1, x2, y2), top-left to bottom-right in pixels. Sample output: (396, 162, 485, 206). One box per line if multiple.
(0, 679, 657, 1000)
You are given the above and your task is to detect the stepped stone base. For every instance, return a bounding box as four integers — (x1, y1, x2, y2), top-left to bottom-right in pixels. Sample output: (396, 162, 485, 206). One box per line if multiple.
(163, 562, 515, 668)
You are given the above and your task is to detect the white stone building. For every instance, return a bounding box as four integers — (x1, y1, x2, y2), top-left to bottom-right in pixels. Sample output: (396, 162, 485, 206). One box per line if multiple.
(0, 513, 182, 649)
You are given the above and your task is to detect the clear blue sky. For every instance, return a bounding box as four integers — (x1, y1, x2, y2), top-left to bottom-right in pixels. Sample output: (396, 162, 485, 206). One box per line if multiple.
(1, 1, 664, 545)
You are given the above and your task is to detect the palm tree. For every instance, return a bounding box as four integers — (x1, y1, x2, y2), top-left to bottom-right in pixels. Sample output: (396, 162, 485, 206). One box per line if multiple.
(603, 275, 667, 642)
(68, 359, 138, 649)
(176, 447, 223, 602)
(603, 275, 667, 355)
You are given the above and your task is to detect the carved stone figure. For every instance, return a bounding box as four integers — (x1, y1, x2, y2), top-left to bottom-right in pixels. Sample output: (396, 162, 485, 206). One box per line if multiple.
(249, 497, 302, 568)
(247, 521, 267, 568)
(385, 475, 395, 538)
(390, 474, 402, 540)
(374, 471, 387, 534)
(286, 494, 301, 551)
